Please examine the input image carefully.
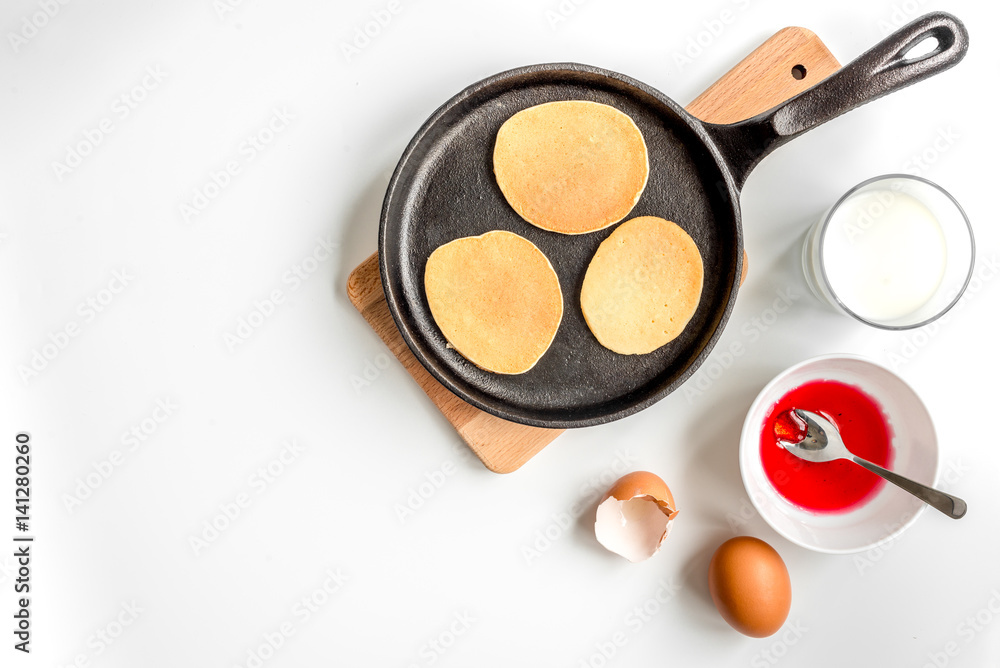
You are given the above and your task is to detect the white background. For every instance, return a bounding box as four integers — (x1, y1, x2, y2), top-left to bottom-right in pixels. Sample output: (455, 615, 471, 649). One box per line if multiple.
(2, 0, 999, 666)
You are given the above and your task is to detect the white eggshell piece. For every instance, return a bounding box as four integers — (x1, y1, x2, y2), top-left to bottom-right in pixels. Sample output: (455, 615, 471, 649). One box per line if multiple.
(595, 495, 675, 563)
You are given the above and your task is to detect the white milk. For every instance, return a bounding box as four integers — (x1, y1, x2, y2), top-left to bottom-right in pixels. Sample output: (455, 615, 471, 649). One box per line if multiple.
(822, 187, 947, 321)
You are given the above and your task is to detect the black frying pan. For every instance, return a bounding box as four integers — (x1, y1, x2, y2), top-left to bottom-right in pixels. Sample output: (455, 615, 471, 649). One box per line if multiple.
(379, 13, 967, 429)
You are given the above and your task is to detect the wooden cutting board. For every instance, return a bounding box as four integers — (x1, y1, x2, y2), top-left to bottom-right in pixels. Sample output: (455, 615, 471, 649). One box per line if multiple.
(347, 27, 842, 473)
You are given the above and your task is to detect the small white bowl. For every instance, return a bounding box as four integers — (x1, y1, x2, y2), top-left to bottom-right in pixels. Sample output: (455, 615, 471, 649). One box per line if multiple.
(739, 354, 938, 554)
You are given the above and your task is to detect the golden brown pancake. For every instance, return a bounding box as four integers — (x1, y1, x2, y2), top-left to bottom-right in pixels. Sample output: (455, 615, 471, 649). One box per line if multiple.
(493, 100, 648, 235)
(580, 216, 703, 354)
(424, 230, 563, 374)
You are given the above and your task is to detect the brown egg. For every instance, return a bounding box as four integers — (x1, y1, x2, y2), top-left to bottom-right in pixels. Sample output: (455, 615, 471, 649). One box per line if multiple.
(595, 471, 679, 563)
(708, 536, 791, 637)
(602, 471, 676, 507)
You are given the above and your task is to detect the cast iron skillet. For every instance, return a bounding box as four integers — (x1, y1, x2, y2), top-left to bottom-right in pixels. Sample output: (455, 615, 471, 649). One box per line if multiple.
(379, 12, 967, 429)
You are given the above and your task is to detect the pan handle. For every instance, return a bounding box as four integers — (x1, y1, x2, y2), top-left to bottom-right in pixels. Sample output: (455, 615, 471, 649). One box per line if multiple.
(704, 12, 968, 190)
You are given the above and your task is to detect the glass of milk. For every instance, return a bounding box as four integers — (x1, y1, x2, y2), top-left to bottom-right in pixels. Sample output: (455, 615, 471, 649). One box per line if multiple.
(802, 175, 974, 329)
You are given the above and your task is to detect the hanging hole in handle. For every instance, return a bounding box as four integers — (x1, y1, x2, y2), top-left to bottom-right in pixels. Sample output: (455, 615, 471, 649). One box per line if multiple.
(791, 64, 807, 80)
(902, 35, 940, 62)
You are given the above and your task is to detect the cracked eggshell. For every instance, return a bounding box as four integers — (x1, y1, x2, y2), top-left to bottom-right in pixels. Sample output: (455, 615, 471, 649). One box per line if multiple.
(595, 471, 679, 563)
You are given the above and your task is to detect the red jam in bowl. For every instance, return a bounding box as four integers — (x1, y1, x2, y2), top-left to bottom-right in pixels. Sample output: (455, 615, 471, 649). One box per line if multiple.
(759, 380, 893, 513)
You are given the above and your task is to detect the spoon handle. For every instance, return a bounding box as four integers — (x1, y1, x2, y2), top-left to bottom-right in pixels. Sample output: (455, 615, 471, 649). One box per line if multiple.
(850, 456, 967, 519)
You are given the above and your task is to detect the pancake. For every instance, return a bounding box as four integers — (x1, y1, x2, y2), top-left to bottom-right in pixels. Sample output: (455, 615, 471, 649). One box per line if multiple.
(493, 100, 649, 235)
(424, 230, 563, 374)
(580, 216, 703, 355)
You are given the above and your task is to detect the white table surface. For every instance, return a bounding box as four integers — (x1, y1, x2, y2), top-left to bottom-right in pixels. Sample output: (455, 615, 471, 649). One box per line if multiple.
(3, 0, 999, 665)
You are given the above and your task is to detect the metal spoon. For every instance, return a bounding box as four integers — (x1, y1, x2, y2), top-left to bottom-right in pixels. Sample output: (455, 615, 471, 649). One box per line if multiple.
(778, 409, 967, 519)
